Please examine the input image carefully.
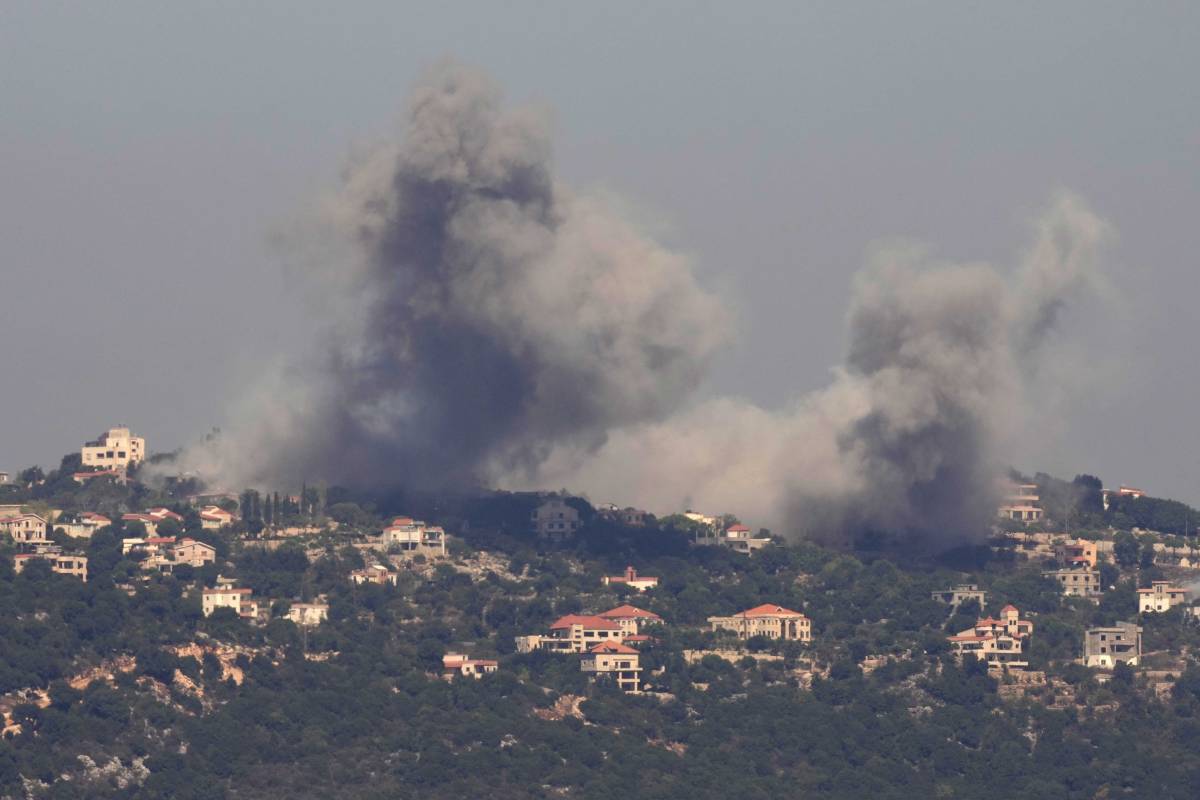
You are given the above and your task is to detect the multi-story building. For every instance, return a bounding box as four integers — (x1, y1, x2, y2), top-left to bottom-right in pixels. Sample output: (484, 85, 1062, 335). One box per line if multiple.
(350, 565, 399, 586)
(1044, 567, 1102, 598)
(1084, 622, 1142, 668)
(442, 653, 499, 680)
(172, 538, 217, 568)
(998, 482, 1044, 523)
(601, 566, 659, 592)
(1055, 538, 1099, 569)
(53, 512, 111, 539)
(381, 517, 447, 558)
(596, 605, 663, 638)
(581, 642, 643, 693)
(1137, 581, 1187, 613)
(202, 586, 257, 618)
(122, 508, 184, 536)
(13, 552, 88, 582)
(0, 513, 47, 543)
(531, 499, 582, 538)
(947, 605, 1034, 669)
(696, 524, 772, 554)
(516, 614, 625, 654)
(931, 584, 987, 608)
(286, 603, 329, 627)
(598, 505, 652, 527)
(80, 427, 145, 470)
(708, 604, 812, 642)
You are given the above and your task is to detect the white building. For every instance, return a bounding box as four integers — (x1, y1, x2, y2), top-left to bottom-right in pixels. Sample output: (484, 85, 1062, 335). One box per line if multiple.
(1138, 581, 1187, 613)
(532, 499, 582, 538)
(286, 602, 329, 627)
(81, 427, 145, 470)
(202, 586, 257, 618)
(53, 512, 111, 539)
(947, 605, 1034, 669)
(695, 523, 771, 554)
(381, 517, 447, 558)
(442, 653, 498, 680)
(199, 505, 237, 530)
(601, 566, 659, 592)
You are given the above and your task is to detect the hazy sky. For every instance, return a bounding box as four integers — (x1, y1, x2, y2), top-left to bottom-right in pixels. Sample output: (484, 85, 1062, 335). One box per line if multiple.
(3, 2, 1198, 503)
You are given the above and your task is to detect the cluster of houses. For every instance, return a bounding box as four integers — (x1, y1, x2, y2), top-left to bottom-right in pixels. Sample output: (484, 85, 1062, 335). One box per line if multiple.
(201, 577, 329, 627)
(516, 604, 664, 692)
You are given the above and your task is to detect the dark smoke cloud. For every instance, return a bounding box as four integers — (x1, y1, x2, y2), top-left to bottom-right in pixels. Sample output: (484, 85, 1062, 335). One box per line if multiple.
(175, 62, 1110, 552)
(526, 193, 1110, 549)
(178, 62, 728, 488)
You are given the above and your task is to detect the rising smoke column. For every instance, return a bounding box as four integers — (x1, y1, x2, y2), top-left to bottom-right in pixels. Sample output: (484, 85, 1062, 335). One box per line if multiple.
(525, 192, 1110, 549)
(193, 62, 729, 489)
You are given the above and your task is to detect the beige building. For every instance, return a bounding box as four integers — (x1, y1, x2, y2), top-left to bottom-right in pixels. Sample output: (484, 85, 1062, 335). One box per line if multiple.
(532, 499, 582, 538)
(1084, 622, 1142, 668)
(0, 513, 47, 543)
(202, 586, 257, 618)
(54, 512, 111, 539)
(13, 552, 88, 582)
(708, 604, 812, 642)
(696, 523, 772, 554)
(81, 427, 145, 470)
(1044, 567, 1102, 598)
(286, 602, 329, 626)
(597, 604, 663, 638)
(947, 605, 1034, 669)
(442, 653, 498, 680)
(172, 538, 217, 568)
(1138, 581, 1187, 613)
(931, 584, 987, 608)
(602, 565, 659, 592)
(516, 614, 625, 654)
(350, 565, 399, 586)
(581, 642, 642, 693)
(382, 517, 447, 558)
(999, 482, 1044, 523)
(1055, 538, 1099, 569)
(199, 506, 237, 530)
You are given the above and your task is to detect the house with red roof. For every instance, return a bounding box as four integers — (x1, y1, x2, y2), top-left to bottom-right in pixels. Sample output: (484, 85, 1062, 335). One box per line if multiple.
(708, 604, 812, 642)
(580, 641, 642, 692)
(54, 512, 111, 539)
(597, 604, 663, 637)
(199, 505, 237, 530)
(1137, 581, 1187, 613)
(443, 653, 499, 680)
(516, 614, 624, 654)
(602, 565, 659, 592)
(947, 605, 1034, 669)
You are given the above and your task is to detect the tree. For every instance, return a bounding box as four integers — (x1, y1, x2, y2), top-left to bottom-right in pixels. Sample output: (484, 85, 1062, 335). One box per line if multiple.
(1113, 531, 1139, 567)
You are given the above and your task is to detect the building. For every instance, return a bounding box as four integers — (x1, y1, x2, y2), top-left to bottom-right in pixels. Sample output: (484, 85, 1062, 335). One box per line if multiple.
(696, 523, 772, 554)
(931, 585, 987, 608)
(171, 538, 217, 568)
(72, 469, 126, 485)
(350, 565, 399, 586)
(602, 566, 659, 592)
(381, 517, 447, 558)
(947, 605, 1034, 669)
(286, 602, 329, 626)
(202, 586, 258, 618)
(1137, 581, 1188, 613)
(999, 482, 1043, 523)
(682, 510, 718, 528)
(0, 513, 47, 543)
(1084, 622, 1142, 668)
(708, 604, 812, 642)
(199, 505, 237, 530)
(598, 505, 652, 527)
(1055, 538, 1100, 569)
(1044, 567, 1102, 598)
(581, 642, 642, 692)
(54, 512, 111, 539)
(597, 605, 663, 637)
(122, 508, 184, 536)
(0, 472, 8, 484)
(442, 653, 499, 680)
(532, 499, 582, 538)
(80, 427, 145, 470)
(13, 552, 88, 582)
(516, 614, 625, 654)
(1102, 485, 1146, 510)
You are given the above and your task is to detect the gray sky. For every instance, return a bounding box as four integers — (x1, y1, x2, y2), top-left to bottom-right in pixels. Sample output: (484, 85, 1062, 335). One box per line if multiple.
(2, 2, 1198, 503)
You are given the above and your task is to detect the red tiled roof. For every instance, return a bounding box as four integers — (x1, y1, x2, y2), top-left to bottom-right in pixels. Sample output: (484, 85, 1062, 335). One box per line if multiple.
(1001, 604, 1019, 613)
(1137, 586, 1184, 593)
(203, 587, 252, 595)
(589, 642, 639, 655)
(549, 614, 621, 631)
(736, 603, 805, 618)
(598, 604, 662, 621)
(727, 524, 751, 533)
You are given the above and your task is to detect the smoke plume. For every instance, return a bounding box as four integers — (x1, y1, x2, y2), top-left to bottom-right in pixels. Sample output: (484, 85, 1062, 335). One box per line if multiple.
(521, 192, 1110, 549)
(181, 62, 729, 489)
(180, 62, 1110, 550)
